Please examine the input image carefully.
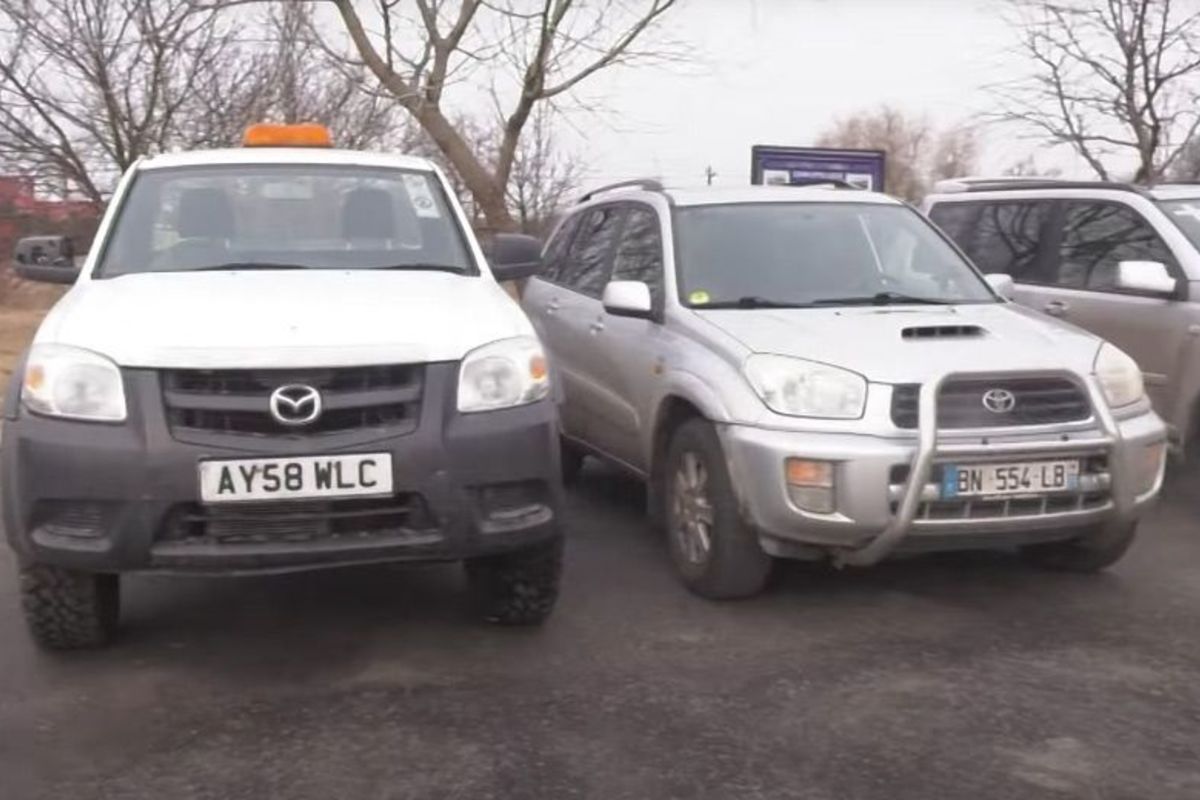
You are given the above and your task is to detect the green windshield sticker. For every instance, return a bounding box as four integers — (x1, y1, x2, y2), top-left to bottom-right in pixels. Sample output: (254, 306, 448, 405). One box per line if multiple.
(689, 289, 711, 305)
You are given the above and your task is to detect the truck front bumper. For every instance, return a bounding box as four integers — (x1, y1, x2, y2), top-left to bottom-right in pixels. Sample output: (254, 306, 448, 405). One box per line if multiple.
(2, 364, 563, 575)
(721, 376, 1167, 564)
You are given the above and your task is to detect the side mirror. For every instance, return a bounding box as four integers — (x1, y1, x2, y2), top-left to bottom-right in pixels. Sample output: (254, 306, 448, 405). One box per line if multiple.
(13, 236, 80, 285)
(485, 233, 543, 282)
(602, 280, 653, 319)
(984, 273, 1014, 300)
(1116, 260, 1177, 297)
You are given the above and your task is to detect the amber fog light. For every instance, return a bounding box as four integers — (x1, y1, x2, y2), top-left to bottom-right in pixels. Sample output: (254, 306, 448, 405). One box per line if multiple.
(1136, 441, 1166, 495)
(785, 458, 835, 513)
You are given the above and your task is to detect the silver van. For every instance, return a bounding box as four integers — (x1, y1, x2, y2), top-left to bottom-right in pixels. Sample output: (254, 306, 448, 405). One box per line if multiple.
(524, 181, 1166, 599)
(924, 179, 1200, 456)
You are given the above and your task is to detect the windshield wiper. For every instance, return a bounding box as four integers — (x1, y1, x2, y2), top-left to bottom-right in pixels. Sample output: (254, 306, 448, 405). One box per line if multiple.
(371, 263, 468, 274)
(191, 262, 309, 272)
(810, 291, 952, 307)
(698, 296, 812, 309)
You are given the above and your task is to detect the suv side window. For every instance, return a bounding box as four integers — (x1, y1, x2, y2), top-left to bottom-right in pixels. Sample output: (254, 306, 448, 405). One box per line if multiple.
(611, 205, 664, 302)
(1056, 201, 1178, 291)
(540, 212, 582, 284)
(560, 205, 623, 298)
(966, 201, 1053, 281)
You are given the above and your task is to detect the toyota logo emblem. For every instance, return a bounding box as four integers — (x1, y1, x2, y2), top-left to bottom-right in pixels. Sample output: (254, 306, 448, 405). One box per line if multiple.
(268, 384, 322, 426)
(981, 388, 1017, 414)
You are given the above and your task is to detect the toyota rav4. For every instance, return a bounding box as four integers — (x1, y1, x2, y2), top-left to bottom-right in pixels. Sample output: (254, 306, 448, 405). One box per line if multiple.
(524, 180, 1167, 599)
(4, 124, 563, 648)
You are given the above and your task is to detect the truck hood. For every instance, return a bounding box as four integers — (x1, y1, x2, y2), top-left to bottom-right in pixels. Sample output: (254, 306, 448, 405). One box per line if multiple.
(697, 303, 1103, 383)
(37, 271, 530, 368)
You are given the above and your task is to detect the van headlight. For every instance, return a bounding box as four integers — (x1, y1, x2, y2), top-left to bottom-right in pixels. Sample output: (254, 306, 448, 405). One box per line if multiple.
(743, 354, 867, 419)
(457, 336, 549, 413)
(22, 344, 127, 422)
(1094, 343, 1144, 408)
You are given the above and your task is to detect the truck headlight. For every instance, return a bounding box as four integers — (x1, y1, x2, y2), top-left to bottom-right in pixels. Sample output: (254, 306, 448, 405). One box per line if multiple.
(743, 354, 867, 419)
(1093, 343, 1144, 408)
(22, 344, 127, 422)
(457, 336, 549, 413)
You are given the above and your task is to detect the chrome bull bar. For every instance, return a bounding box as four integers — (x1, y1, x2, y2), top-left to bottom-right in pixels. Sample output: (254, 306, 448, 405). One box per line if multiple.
(834, 372, 1129, 567)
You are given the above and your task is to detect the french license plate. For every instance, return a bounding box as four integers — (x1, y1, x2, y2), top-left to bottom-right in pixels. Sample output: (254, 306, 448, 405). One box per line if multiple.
(941, 459, 1079, 499)
(199, 453, 393, 503)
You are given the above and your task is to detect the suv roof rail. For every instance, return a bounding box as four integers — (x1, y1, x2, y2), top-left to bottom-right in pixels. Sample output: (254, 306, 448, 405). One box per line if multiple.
(578, 178, 664, 203)
(931, 177, 1151, 197)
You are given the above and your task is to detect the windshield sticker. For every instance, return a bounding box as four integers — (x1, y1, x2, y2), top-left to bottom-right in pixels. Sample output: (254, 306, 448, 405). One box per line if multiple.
(402, 174, 441, 219)
(1171, 203, 1200, 222)
(689, 289, 712, 305)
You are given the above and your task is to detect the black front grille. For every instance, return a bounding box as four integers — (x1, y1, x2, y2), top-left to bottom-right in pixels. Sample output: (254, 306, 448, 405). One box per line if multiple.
(162, 365, 423, 437)
(891, 377, 1090, 429)
(162, 496, 435, 545)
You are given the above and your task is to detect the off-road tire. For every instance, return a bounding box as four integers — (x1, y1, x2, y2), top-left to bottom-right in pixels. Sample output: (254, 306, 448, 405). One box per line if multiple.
(19, 565, 120, 649)
(466, 538, 563, 625)
(1020, 522, 1138, 573)
(664, 419, 772, 599)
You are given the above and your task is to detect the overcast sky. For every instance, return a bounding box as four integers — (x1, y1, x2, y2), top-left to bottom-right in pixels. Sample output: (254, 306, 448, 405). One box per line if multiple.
(556, 0, 1070, 191)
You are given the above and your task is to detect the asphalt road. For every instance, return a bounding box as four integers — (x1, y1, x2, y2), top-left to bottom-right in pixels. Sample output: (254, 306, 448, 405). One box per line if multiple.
(2, 462, 1199, 800)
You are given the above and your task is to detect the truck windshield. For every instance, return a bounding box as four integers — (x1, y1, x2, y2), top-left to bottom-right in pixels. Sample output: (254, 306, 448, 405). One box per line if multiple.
(95, 164, 475, 277)
(674, 202, 997, 308)
(1160, 199, 1200, 250)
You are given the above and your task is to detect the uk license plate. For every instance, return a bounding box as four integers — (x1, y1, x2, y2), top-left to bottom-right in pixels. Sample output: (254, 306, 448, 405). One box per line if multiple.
(199, 453, 393, 503)
(941, 460, 1079, 498)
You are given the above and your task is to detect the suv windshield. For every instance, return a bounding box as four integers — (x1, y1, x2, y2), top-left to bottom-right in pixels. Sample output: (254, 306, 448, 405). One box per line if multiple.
(675, 202, 996, 308)
(1160, 198, 1200, 250)
(95, 164, 474, 277)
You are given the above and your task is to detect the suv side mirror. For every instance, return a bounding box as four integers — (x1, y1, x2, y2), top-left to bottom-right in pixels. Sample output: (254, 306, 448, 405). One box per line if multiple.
(603, 280, 653, 319)
(984, 273, 1014, 299)
(13, 236, 81, 285)
(1116, 260, 1177, 297)
(486, 233, 543, 282)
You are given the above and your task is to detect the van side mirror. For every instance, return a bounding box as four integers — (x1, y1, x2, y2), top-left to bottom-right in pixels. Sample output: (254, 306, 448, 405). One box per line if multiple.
(603, 280, 654, 319)
(485, 233, 543, 282)
(1116, 260, 1177, 297)
(984, 273, 1014, 300)
(13, 236, 81, 285)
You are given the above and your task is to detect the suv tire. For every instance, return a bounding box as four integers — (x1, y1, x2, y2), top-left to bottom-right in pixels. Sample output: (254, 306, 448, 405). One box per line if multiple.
(466, 538, 563, 625)
(664, 419, 772, 599)
(1020, 522, 1137, 573)
(19, 565, 120, 649)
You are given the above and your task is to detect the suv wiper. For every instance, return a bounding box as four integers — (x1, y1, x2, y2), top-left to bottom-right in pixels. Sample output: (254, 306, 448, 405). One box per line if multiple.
(699, 296, 811, 309)
(191, 262, 309, 272)
(371, 263, 468, 274)
(810, 291, 951, 307)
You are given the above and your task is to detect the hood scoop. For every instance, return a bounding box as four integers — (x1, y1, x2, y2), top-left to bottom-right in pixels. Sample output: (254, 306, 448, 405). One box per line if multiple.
(901, 324, 985, 340)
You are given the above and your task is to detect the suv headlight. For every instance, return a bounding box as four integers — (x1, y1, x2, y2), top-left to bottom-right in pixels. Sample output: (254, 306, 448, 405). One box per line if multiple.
(22, 344, 127, 422)
(457, 336, 549, 413)
(1093, 343, 1144, 408)
(743, 354, 867, 419)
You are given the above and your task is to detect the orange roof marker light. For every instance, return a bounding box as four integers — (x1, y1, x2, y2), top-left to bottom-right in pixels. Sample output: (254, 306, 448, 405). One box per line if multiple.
(242, 123, 333, 148)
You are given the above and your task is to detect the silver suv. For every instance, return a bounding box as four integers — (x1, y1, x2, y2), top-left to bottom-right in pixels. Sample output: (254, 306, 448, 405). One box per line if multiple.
(524, 181, 1167, 599)
(923, 179, 1200, 456)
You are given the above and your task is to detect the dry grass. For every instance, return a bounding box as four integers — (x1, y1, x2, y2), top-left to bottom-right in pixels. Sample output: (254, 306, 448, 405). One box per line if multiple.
(0, 269, 63, 382)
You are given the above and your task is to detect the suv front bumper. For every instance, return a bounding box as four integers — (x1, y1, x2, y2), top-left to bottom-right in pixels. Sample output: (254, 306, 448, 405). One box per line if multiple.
(2, 364, 563, 575)
(721, 376, 1167, 563)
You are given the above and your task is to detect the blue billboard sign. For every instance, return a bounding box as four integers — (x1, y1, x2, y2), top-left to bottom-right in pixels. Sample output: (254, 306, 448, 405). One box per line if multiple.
(750, 145, 887, 192)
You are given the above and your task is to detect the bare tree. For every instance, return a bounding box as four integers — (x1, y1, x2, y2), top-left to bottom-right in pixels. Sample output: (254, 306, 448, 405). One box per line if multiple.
(993, 0, 1200, 183)
(817, 106, 979, 202)
(1167, 137, 1200, 180)
(268, 0, 680, 233)
(0, 0, 401, 202)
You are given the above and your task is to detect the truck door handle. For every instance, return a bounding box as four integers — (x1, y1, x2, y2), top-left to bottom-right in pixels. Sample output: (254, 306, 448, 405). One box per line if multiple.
(589, 320, 605, 335)
(1043, 300, 1069, 317)
(545, 299, 560, 315)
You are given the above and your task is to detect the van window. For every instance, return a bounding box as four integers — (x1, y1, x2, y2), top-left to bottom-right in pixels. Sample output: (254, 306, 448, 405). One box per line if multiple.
(964, 201, 1051, 280)
(559, 205, 622, 298)
(611, 206, 664, 301)
(1056, 202, 1176, 291)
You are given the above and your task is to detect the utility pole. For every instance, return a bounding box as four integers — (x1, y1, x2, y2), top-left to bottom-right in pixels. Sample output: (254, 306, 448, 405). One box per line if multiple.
(704, 165, 717, 186)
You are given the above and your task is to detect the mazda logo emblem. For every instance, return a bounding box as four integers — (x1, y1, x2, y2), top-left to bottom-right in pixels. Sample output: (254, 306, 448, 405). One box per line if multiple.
(268, 384, 322, 426)
(981, 388, 1017, 414)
